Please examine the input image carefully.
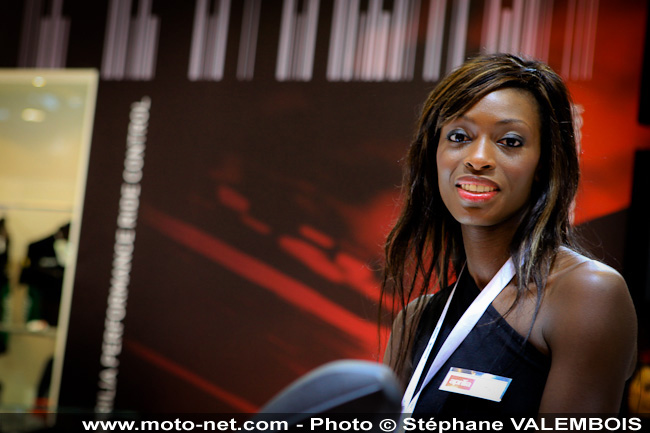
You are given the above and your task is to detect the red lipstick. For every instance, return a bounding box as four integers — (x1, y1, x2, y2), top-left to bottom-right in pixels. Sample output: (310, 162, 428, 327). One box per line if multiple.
(455, 176, 500, 202)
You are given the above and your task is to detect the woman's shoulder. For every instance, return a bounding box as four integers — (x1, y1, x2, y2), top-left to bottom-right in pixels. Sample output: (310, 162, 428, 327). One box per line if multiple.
(390, 288, 451, 341)
(542, 247, 637, 374)
(383, 293, 437, 378)
(398, 281, 457, 319)
(547, 247, 628, 298)
(397, 294, 435, 325)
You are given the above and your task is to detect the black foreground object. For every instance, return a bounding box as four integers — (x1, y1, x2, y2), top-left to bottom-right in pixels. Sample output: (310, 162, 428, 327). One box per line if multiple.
(250, 360, 403, 430)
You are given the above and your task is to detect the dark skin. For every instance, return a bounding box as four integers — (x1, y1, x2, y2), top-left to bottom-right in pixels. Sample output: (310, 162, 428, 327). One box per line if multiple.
(386, 89, 637, 413)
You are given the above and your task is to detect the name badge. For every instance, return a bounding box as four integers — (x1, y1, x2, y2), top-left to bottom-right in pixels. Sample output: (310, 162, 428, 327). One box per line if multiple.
(439, 367, 512, 402)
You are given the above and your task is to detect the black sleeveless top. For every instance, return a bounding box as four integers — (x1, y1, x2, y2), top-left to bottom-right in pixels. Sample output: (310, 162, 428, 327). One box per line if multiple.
(410, 270, 551, 416)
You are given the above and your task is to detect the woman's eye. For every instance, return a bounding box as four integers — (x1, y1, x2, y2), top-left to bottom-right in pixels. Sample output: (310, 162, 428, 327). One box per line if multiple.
(499, 136, 524, 147)
(447, 131, 470, 143)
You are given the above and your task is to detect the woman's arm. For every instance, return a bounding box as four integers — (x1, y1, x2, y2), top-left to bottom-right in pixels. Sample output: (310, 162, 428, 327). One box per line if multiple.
(539, 261, 637, 413)
(383, 309, 406, 367)
(383, 295, 432, 386)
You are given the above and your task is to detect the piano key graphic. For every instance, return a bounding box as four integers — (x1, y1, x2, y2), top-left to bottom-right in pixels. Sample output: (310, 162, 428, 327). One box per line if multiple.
(18, 0, 70, 68)
(102, 0, 160, 81)
(423, 0, 447, 81)
(14, 0, 600, 83)
(480, 0, 554, 62)
(327, 0, 421, 82)
(188, 0, 231, 81)
(237, 0, 262, 81)
(276, 0, 321, 81)
(563, 0, 599, 80)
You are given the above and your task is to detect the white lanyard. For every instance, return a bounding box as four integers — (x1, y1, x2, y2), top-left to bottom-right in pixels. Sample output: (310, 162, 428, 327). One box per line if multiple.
(401, 258, 515, 414)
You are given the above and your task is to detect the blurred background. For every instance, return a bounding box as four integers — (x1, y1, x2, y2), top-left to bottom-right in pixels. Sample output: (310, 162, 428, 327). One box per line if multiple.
(0, 0, 649, 417)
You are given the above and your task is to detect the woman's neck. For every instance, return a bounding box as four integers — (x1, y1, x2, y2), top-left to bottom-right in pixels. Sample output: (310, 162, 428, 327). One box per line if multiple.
(461, 223, 518, 290)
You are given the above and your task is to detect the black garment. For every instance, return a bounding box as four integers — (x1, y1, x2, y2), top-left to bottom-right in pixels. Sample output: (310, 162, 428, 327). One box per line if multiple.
(410, 270, 551, 416)
(19, 224, 69, 326)
(0, 218, 8, 288)
(0, 219, 9, 353)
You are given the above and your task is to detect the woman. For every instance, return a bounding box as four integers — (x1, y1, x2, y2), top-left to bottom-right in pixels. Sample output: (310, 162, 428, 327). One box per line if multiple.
(381, 54, 637, 415)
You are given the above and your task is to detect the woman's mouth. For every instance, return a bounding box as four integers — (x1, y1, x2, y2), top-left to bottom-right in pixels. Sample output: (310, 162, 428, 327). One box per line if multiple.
(456, 182, 499, 202)
(458, 184, 497, 193)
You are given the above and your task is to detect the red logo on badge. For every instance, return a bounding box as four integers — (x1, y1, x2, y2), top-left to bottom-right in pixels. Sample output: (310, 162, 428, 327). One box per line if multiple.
(447, 375, 474, 390)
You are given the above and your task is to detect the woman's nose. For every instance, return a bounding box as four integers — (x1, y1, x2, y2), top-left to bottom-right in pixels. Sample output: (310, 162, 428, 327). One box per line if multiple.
(464, 138, 495, 171)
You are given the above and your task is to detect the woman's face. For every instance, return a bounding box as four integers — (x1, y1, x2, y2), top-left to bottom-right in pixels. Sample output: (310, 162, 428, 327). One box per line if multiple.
(436, 88, 541, 228)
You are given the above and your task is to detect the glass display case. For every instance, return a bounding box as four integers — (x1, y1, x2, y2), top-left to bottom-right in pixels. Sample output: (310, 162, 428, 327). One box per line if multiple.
(0, 69, 97, 410)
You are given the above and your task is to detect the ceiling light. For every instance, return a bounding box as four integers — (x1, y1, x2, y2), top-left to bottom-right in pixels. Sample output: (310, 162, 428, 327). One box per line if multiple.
(22, 108, 46, 122)
(32, 76, 46, 87)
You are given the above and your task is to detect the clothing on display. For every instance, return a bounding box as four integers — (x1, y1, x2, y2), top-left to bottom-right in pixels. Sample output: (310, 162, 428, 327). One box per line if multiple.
(0, 218, 9, 354)
(19, 223, 70, 327)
